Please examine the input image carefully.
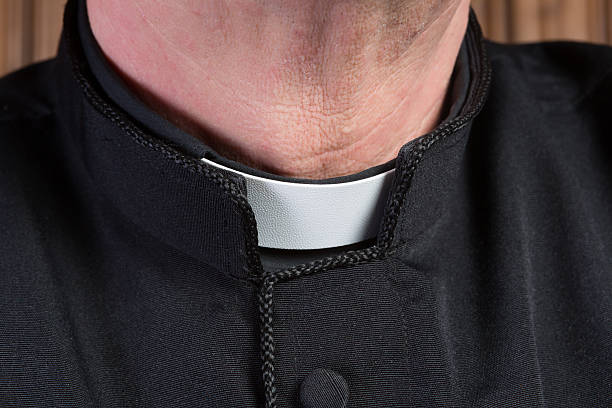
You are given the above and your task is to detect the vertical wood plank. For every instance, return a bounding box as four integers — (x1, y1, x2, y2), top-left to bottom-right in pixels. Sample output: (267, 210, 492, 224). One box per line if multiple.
(559, 0, 590, 41)
(487, 1, 510, 42)
(608, 0, 612, 43)
(607, 0, 612, 43)
(510, 0, 542, 42)
(33, 0, 66, 61)
(540, 0, 562, 40)
(586, 0, 607, 43)
(1, 0, 34, 75)
(2, 0, 612, 77)
(471, 0, 489, 37)
(0, 2, 6, 74)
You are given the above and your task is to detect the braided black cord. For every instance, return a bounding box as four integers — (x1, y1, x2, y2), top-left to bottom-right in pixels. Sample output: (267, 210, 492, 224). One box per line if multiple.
(62, 2, 492, 407)
(259, 275, 278, 408)
(256, 10, 492, 408)
(61, 0, 264, 278)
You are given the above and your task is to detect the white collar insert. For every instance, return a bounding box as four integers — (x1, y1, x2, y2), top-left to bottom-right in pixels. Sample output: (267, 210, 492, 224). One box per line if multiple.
(202, 157, 396, 250)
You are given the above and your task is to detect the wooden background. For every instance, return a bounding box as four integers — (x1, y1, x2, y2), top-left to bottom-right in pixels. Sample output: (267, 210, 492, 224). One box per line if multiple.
(1, 0, 612, 76)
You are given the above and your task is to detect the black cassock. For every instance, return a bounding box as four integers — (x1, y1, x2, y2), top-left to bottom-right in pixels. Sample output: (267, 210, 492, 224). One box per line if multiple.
(1, 0, 611, 407)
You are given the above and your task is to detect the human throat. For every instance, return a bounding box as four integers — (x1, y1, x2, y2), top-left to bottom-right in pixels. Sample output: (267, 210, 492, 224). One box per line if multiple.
(88, 0, 469, 178)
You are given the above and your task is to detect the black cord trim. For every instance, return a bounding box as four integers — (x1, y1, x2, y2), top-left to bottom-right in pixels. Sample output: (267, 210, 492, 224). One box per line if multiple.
(60, 0, 264, 280)
(257, 10, 492, 408)
(61, 1, 491, 406)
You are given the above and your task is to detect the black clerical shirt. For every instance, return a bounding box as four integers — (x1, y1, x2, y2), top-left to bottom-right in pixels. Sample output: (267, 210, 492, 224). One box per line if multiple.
(1, 0, 611, 407)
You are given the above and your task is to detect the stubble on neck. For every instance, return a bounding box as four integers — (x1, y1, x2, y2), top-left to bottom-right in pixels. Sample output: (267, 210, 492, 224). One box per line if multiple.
(88, 0, 469, 178)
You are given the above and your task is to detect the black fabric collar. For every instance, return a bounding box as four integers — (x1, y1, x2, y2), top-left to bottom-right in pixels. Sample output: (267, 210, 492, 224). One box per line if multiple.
(76, 0, 471, 185)
(54, 0, 491, 280)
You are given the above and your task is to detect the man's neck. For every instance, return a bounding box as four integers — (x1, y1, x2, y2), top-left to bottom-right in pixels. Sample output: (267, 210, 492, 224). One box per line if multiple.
(87, 0, 470, 179)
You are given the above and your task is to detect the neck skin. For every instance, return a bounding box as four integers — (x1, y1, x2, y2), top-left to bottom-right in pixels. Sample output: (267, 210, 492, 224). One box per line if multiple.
(87, 0, 470, 179)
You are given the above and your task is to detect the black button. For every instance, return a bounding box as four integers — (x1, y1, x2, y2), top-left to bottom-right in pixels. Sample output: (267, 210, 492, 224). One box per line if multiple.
(299, 368, 349, 408)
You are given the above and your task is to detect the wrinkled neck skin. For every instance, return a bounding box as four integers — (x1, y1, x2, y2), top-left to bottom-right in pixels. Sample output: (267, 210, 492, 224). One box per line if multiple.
(88, 0, 470, 179)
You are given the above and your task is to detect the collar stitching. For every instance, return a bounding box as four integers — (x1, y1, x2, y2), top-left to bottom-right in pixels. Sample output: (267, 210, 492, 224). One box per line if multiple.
(62, 0, 264, 280)
(257, 10, 492, 408)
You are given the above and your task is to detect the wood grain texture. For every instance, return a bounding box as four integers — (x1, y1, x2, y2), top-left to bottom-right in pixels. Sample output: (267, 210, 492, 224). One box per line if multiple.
(560, 0, 590, 41)
(487, 1, 510, 42)
(586, 0, 607, 43)
(1, 0, 612, 77)
(509, 0, 541, 42)
(471, 0, 489, 35)
(471, 0, 611, 44)
(540, 0, 563, 40)
(608, 0, 612, 42)
(33, 0, 66, 61)
(1, 0, 33, 74)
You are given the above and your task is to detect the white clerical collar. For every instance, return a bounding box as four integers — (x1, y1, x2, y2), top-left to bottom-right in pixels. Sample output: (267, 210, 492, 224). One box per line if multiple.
(202, 157, 396, 250)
